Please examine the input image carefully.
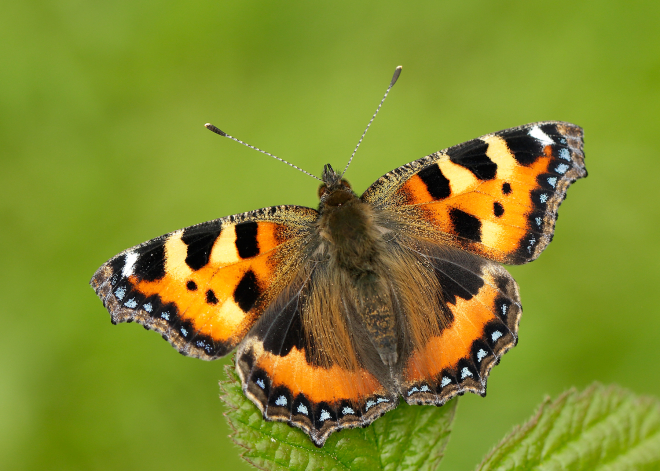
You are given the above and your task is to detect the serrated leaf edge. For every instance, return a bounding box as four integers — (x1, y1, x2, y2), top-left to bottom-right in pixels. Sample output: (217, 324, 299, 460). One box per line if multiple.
(477, 383, 660, 471)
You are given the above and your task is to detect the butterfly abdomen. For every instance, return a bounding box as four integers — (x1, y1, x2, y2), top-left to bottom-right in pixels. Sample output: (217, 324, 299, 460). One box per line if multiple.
(354, 274, 400, 366)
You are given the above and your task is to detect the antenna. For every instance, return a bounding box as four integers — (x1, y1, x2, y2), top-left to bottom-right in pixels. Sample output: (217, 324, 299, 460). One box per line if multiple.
(341, 65, 402, 177)
(204, 123, 322, 181)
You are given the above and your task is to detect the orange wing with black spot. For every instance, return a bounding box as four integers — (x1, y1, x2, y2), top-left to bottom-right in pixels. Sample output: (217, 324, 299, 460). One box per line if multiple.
(394, 242, 521, 404)
(360, 121, 585, 406)
(90, 205, 317, 360)
(363, 121, 586, 264)
(234, 261, 398, 447)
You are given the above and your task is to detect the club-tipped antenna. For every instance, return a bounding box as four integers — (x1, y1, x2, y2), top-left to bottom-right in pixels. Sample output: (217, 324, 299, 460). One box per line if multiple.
(204, 123, 322, 181)
(341, 66, 402, 177)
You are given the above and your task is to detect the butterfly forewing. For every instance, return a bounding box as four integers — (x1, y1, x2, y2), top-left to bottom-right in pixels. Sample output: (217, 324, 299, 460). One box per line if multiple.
(363, 121, 586, 264)
(91, 205, 316, 360)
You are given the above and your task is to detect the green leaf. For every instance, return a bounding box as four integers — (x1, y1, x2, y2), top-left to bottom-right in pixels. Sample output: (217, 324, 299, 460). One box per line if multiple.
(478, 383, 660, 471)
(220, 365, 457, 471)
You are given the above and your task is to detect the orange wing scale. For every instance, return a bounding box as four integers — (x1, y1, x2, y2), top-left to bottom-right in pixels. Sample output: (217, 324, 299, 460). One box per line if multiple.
(404, 290, 499, 383)
(242, 343, 388, 405)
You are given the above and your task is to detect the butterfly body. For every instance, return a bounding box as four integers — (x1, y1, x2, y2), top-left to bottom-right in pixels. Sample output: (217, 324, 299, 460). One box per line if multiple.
(317, 164, 402, 366)
(92, 121, 586, 446)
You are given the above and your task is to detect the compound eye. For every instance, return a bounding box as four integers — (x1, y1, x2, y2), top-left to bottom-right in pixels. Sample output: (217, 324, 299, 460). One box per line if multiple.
(318, 184, 328, 199)
(340, 179, 351, 190)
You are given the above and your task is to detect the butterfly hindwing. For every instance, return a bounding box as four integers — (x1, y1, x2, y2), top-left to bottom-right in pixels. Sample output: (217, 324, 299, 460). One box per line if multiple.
(91, 205, 316, 360)
(235, 260, 398, 446)
(394, 241, 520, 404)
(363, 121, 586, 264)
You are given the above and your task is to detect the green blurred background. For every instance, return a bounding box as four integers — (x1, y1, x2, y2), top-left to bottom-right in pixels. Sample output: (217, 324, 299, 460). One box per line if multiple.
(2, 1, 659, 469)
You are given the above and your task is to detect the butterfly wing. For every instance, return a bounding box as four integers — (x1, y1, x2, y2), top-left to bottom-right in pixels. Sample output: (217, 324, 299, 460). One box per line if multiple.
(361, 121, 585, 404)
(235, 259, 398, 446)
(91, 205, 317, 360)
(393, 240, 520, 403)
(363, 121, 586, 264)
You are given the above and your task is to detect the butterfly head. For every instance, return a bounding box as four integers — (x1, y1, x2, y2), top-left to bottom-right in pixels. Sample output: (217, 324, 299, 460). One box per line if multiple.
(318, 164, 356, 208)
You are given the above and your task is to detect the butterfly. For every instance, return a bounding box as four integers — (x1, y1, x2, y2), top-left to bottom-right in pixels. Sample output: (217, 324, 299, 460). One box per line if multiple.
(91, 67, 586, 446)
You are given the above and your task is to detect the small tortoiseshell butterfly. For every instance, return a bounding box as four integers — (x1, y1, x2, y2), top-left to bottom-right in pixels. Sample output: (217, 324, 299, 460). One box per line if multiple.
(91, 67, 586, 446)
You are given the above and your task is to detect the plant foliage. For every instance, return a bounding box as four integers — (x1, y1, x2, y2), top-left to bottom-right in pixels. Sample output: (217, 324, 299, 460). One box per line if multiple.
(478, 384, 660, 471)
(222, 371, 660, 471)
(220, 365, 457, 471)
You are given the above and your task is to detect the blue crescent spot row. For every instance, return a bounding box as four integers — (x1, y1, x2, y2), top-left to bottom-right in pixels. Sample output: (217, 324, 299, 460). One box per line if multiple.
(405, 315, 515, 400)
(103, 253, 228, 358)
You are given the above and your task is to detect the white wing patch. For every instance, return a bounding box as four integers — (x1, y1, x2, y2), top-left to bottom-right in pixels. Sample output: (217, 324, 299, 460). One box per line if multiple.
(529, 126, 554, 146)
(122, 251, 139, 278)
